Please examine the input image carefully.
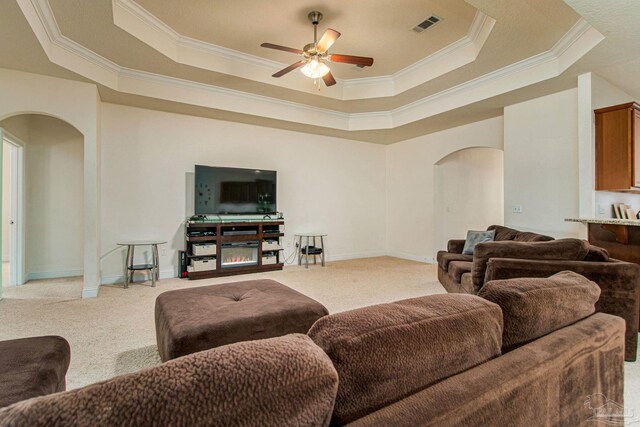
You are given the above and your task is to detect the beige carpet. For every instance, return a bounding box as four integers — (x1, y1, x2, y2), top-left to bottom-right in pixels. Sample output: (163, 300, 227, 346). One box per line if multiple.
(0, 256, 638, 416)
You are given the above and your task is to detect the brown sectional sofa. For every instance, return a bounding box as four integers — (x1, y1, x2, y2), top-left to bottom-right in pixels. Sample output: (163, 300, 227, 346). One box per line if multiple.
(437, 225, 554, 294)
(0, 336, 70, 408)
(0, 274, 625, 426)
(437, 225, 640, 361)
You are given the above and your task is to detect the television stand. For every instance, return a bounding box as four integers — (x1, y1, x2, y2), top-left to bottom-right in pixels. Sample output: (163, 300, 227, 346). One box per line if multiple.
(185, 219, 284, 280)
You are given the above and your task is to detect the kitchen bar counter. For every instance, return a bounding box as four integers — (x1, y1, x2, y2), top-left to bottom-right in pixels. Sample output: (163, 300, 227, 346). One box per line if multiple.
(565, 217, 640, 264)
(565, 217, 640, 226)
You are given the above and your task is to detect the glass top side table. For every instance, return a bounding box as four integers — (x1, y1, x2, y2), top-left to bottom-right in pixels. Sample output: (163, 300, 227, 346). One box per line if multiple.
(294, 233, 326, 269)
(116, 241, 167, 288)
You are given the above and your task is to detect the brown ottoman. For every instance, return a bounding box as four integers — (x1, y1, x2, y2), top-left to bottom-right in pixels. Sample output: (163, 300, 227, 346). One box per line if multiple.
(0, 336, 71, 408)
(155, 279, 329, 361)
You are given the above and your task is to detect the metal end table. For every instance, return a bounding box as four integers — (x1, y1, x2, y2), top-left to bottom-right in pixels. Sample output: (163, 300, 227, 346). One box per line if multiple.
(117, 241, 167, 288)
(295, 233, 326, 269)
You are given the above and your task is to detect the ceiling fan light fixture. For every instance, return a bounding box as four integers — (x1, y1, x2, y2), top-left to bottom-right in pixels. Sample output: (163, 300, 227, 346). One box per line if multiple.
(300, 58, 330, 78)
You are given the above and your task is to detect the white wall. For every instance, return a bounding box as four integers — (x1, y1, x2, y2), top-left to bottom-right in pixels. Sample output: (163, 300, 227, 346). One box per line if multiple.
(0, 115, 30, 142)
(434, 148, 504, 252)
(6, 67, 629, 295)
(99, 103, 387, 282)
(24, 115, 84, 279)
(2, 143, 10, 263)
(386, 117, 504, 262)
(0, 141, 11, 262)
(504, 89, 583, 238)
(0, 68, 100, 298)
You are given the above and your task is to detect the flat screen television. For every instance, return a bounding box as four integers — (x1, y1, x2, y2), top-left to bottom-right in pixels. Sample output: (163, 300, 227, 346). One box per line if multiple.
(194, 165, 277, 215)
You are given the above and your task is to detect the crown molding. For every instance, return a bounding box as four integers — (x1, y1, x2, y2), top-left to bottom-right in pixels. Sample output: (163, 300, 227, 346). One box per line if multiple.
(340, 10, 495, 99)
(17, 0, 603, 133)
(111, 0, 496, 100)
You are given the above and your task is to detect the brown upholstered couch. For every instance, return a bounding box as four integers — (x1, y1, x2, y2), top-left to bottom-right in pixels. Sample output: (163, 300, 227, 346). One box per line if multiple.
(0, 336, 70, 408)
(437, 225, 554, 294)
(0, 274, 625, 427)
(437, 225, 640, 361)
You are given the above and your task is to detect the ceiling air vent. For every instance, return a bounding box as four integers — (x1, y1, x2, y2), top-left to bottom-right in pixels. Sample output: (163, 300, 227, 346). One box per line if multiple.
(412, 15, 441, 33)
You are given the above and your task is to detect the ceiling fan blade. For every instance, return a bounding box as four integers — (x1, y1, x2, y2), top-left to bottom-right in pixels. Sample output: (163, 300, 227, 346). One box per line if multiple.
(316, 29, 341, 53)
(322, 71, 336, 86)
(272, 60, 306, 78)
(328, 54, 374, 67)
(260, 43, 304, 55)
(322, 71, 337, 87)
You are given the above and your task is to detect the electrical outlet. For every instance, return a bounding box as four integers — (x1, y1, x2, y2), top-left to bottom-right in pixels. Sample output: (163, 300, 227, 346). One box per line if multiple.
(161, 248, 167, 256)
(512, 205, 523, 214)
(286, 241, 292, 247)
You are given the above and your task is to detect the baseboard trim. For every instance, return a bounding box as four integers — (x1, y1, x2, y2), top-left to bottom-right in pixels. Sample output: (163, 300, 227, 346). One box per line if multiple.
(285, 251, 434, 266)
(100, 268, 176, 285)
(326, 251, 387, 262)
(82, 287, 99, 298)
(386, 252, 435, 264)
(26, 269, 83, 281)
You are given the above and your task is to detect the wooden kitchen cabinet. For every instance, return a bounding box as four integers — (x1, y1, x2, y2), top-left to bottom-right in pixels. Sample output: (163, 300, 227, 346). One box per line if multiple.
(595, 102, 640, 191)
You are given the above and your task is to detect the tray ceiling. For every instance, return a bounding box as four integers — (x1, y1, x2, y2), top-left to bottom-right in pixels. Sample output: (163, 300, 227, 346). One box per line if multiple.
(6, 0, 633, 143)
(132, 0, 477, 78)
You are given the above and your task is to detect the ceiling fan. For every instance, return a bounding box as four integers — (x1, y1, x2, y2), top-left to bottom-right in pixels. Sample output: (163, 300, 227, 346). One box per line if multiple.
(260, 11, 374, 87)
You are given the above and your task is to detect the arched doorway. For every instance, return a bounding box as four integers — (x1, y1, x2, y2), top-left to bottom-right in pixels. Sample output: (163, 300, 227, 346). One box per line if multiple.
(0, 114, 84, 298)
(434, 147, 504, 254)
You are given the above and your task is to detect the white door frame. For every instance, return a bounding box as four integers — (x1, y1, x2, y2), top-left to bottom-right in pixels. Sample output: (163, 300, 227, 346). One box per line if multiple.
(1, 128, 26, 286)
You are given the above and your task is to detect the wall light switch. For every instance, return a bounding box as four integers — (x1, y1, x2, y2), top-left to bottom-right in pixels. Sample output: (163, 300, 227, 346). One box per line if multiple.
(512, 205, 523, 214)
(598, 204, 607, 215)
(161, 248, 168, 256)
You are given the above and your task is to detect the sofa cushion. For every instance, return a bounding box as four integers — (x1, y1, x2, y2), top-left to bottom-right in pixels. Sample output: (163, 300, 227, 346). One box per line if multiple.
(487, 225, 553, 242)
(437, 251, 473, 272)
(583, 245, 610, 262)
(448, 261, 473, 282)
(513, 231, 554, 242)
(478, 271, 600, 350)
(487, 225, 519, 241)
(462, 230, 496, 255)
(0, 336, 70, 408)
(471, 238, 590, 292)
(0, 334, 339, 427)
(308, 294, 503, 425)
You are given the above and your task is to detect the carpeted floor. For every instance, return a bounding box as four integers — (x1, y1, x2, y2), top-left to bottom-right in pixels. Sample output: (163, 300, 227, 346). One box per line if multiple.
(0, 256, 638, 416)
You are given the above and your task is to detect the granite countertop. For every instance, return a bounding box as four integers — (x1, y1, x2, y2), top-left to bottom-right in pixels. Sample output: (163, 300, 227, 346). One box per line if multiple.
(565, 217, 640, 226)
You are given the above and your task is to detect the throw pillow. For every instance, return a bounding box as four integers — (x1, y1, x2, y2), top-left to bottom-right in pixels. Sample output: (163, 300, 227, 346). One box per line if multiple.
(462, 230, 495, 255)
(478, 271, 600, 350)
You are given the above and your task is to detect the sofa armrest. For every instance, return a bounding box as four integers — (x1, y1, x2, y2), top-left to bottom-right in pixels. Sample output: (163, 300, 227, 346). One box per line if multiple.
(447, 240, 466, 254)
(484, 257, 639, 361)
